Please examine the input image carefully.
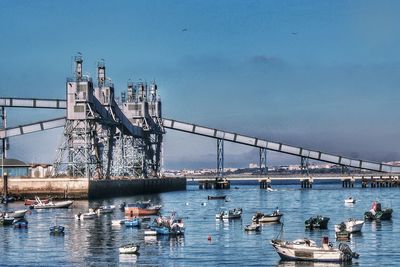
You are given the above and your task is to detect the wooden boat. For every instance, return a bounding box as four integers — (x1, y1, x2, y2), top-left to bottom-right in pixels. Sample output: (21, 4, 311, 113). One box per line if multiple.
(244, 223, 261, 232)
(270, 237, 359, 262)
(119, 244, 140, 254)
(305, 216, 330, 229)
(215, 208, 242, 220)
(24, 198, 49, 206)
(344, 197, 355, 204)
(31, 197, 73, 209)
(124, 203, 161, 217)
(75, 209, 97, 220)
(364, 202, 392, 220)
(252, 211, 283, 223)
(207, 195, 226, 200)
(96, 205, 115, 214)
(49, 225, 65, 235)
(335, 219, 364, 233)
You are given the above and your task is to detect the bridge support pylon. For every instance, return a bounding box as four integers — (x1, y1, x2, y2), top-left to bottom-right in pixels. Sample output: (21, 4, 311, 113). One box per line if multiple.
(217, 138, 224, 179)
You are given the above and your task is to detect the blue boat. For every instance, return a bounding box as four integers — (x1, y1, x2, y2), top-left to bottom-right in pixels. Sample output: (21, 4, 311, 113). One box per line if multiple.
(13, 218, 28, 228)
(124, 218, 141, 227)
(50, 225, 65, 235)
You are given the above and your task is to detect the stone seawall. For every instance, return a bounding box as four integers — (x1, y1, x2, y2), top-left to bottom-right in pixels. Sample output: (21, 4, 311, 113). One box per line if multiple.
(1, 177, 88, 199)
(1, 177, 186, 199)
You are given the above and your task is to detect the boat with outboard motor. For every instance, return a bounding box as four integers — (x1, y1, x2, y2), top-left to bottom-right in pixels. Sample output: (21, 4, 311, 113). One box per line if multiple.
(364, 202, 392, 220)
(252, 208, 282, 223)
(150, 212, 185, 235)
(216, 208, 242, 220)
(96, 205, 115, 215)
(244, 223, 261, 232)
(335, 218, 364, 233)
(270, 237, 359, 262)
(305, 216, 330, 229)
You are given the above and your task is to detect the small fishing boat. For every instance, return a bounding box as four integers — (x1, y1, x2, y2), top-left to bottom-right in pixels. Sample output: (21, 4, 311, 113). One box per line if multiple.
(13, 218, 28, 228)
(364, 202, 392, 220)
(49, 225, 65, 235)
(150, 213, 185, 235)
(124, 218, 141, 228)
(207, 195, 226, 200)
(24, 198, 49, 206)
(270, 237, 359, 262)
(0, 216, 14, 226)
(334, 222, 351, 240)
(305, 216, 330, 229)
(31, 197, 73, 209)
(215, 208, 242, 220)
(96, 205, 115, 214)
(124, 203, 162, 217)
(75, 209, 97, 220)
(252, 209, 282, 223)
(335, 219, 364, 233)
(150, 225, 185, 235)
(7, 209, 29, 219)
(244, 223, 261, 232)
(344, 197, 355, 204)
(112, 219, 124, 226)
(119, 244, 140, 254)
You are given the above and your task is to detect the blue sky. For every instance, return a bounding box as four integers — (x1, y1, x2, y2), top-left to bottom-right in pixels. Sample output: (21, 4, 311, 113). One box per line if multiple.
(1, 0, 400, 169)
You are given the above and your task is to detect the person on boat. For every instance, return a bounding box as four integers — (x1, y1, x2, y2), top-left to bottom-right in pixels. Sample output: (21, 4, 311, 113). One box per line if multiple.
(370, 202, 377, 215)
(273, 207, 280, 215)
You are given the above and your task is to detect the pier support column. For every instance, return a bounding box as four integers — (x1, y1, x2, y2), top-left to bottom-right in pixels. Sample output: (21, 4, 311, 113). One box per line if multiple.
(217, 139, 224, 179)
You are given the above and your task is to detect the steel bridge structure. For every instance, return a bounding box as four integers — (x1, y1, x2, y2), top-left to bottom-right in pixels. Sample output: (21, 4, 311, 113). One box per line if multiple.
(1, 56, 400, 180)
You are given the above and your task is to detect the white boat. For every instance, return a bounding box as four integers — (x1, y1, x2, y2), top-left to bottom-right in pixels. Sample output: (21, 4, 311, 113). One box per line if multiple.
(7, 209, 29, 219)
(215, 208, 242, 220)
(270, 237, 359, 262)
(252, 211, 282, 223)
(119, 244, 140, 254)
(32, 197, 73, 209)
(112, 219, 123, 226)
(244, 223, 261, 231)
(75, 209, 97, 220)
(96, 205, 115, 215)
(344, 197, 355, 204)
(335, 219, 364, 233)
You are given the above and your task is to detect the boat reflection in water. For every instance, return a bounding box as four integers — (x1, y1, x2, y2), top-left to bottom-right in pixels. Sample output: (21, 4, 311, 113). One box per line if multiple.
(119, 254, 138, 265)
(277, 260, 353, 267)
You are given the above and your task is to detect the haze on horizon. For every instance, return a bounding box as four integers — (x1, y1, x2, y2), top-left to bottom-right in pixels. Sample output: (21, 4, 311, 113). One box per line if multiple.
(1, 0, 400, 170)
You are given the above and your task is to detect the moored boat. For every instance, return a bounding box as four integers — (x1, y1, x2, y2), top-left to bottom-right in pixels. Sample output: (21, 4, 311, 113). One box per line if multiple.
(207, 195, 226, 200)
(75, 209, 97, 220)
(119, 244, 140, 254)
(216, 208, 242, 220)
(305, 216, 330, 229)
(150, 213, 185, 235)
(31, 197, 73, 209)
(252, 209, 282, 223)
(244, 223, 261, 232)
(270, 237, 359, 262)
(50, 225, 65, 235)
(364, 202, 392, 220)
(13, 218, 28, 228)
(0, 216, 14, 226)
(344, 197, 355, 204)
(7, 209, 29, 219)
(96, 205, 115, 215)
(124, 218, 141, 227)
(334, 219, 364, 233)
(124, 203, 162, 217)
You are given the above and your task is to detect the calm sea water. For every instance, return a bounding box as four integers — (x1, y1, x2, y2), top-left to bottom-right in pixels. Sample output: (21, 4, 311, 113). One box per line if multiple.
(1, 182, 399, 266)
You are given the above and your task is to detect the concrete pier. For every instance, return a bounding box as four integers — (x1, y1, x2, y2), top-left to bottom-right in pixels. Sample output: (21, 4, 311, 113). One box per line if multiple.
(198, 178, 230, 189)
(0, 177, 186, 199)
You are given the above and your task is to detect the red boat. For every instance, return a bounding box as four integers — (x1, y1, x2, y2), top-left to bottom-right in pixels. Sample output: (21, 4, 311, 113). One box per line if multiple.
(124, 203, 162, 217)
(24, 198, 49, 206)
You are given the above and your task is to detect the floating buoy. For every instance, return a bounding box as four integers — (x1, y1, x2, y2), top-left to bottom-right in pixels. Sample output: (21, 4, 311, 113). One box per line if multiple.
(207, 235, 212, 241)
(186, 202, 189, 205)
(201, 202, 207, 206)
